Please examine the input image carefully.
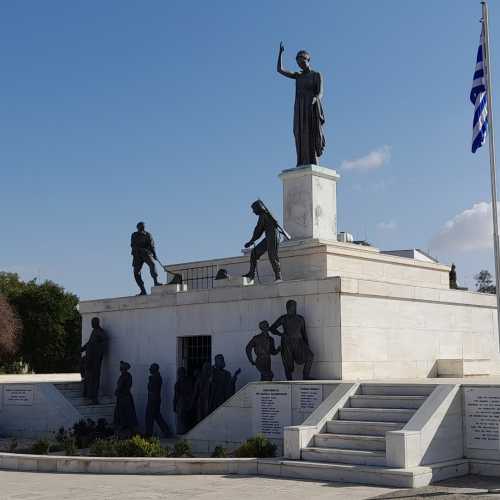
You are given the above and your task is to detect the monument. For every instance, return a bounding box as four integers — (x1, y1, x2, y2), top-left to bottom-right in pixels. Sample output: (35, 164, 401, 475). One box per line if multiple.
(71, 39, 500, 488)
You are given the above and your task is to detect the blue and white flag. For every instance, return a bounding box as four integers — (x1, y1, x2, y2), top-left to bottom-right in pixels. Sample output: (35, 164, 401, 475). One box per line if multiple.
(471, 25, 488, 153)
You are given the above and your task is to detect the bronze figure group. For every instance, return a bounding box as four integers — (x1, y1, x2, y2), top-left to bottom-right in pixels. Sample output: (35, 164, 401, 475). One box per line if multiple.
(246, 300, 314, 381)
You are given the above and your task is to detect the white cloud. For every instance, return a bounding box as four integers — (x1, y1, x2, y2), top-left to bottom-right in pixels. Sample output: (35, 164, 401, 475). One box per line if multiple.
(377, 220, 397, 230)
(430, 201, 498, 253)
(341, 145, 392, 172)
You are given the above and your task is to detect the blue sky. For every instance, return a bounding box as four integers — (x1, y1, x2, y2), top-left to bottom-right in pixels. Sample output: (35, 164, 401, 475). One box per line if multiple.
(1, 0, 499, 299)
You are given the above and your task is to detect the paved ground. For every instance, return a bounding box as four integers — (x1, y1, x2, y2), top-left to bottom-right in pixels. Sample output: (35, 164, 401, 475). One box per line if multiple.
(2, 472, 500, 499)
(0, 471, 395, 500)
(371, 475, 500, 499)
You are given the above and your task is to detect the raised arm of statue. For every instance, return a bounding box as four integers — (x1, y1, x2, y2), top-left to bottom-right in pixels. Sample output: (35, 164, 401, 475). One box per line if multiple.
(277, 42, 297, 80)
(269, 315, 285, 337)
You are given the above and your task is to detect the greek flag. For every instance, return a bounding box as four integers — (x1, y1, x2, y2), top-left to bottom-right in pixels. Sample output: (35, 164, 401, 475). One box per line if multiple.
(471, 25, 488, 153)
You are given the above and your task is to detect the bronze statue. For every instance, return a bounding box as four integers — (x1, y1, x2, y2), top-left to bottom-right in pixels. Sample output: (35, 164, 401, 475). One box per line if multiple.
(173, 367, 195, 434)
(193, 361, 212, 423)
(113, 361, 138, 437)
(277, 42, 325, 167)
(131, 221, 162, 295)
(246, 321, 280, 381)
(243, 200, 282, 282)
(270, 299, 314, 380)
(449, 264, 458, 289)
(144, 363, 172, 438)
(80, 317, 107, 404)
(209, 354, 241, 413)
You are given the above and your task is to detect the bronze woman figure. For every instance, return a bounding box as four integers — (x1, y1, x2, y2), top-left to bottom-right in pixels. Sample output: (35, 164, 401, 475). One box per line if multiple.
(277, 42, 325, 167)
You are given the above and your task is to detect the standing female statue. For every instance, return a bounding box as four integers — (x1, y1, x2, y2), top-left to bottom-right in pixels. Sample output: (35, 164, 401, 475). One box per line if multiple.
(277, 42, 325, 167)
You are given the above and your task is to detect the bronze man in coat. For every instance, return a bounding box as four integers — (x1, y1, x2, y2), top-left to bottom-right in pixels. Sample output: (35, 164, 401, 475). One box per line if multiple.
(80, 317, 107, 404)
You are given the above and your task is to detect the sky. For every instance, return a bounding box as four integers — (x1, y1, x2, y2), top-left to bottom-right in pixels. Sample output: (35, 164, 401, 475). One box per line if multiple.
(1, 0, 500, 300)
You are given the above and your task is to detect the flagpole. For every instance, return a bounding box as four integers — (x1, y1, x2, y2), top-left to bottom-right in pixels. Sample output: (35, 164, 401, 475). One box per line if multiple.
(482, 0, 500, 348)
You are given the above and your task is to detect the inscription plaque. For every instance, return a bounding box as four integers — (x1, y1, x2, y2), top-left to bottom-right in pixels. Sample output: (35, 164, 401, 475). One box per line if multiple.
(298, 384, 322, 412)
(465, 387, 500, 449)
(4, 386, 34, 406)
(252, 384, 291, 438)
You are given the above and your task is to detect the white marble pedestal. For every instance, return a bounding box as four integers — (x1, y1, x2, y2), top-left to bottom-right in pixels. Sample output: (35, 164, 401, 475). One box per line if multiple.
(279, 165, 340, 241)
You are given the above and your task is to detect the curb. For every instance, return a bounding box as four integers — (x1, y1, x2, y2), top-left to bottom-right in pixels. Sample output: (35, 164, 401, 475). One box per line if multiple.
(0, 452, 259, 475)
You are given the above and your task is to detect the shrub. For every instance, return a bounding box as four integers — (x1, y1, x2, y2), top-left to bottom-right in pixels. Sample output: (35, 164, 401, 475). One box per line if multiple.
(211, 446, 226, 458)
(89, 438, 118, 457)
(8, 439, 17, 453)
(114, 436, 166, 457)
(48, 443, 64, 453)
(90, 436, 167, 458)
(63, 437, 77, 456)
(68, 418, 114, 448)
(31, 439, 49, 455)
(171, 439, 193, 458)
(235, 435, 277, 458)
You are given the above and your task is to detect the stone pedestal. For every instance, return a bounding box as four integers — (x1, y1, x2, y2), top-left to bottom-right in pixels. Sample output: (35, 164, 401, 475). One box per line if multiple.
(279, 165, 340, 242)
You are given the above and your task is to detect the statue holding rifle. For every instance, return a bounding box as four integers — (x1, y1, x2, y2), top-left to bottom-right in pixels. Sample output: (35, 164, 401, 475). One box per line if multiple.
(243, 200, 290, 283)
(130, 221, 162, 295)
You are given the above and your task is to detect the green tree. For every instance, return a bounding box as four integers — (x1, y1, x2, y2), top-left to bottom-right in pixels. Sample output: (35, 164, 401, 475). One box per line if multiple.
(474, 270, 496, 294)
(0, 294, 21, 363)
(0, 273, 81, 373)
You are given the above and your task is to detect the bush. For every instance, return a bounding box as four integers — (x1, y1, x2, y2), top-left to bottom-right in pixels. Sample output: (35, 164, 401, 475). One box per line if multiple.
(171, 439, 193, 458)
(235, 435, 277, 458)
(90, 436, 167, 458)
(31, 439, 49, 455)
(48, 443, 64, 453)
(211, 446, 226, 458)
(63, 437, 77, 456)
(89, 438, 118, 457)
(8, 439, 17, 453)
(114, 436, 166, 457)
(71, 418, 113, 448)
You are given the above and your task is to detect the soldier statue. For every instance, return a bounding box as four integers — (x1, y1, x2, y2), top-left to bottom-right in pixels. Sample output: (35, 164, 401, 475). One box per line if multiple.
(270, 299, 314, 380)
(80, 317, 107, 404)
(246, 320, 280, 381)
(131, 221, 162, 295)
(277, 42, 325, 167)
(209, 354, 241, 412)
(243, 200, 282, 282)
(145, 363, 172, 438)
(449, 263, 458, 289)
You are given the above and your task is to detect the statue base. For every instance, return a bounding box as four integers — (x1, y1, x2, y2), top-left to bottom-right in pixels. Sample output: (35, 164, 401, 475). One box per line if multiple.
(279, 165, 340, 242)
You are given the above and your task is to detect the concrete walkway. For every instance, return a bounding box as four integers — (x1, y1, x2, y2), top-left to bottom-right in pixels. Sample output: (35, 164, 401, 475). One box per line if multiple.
(0, 471, 394, 499)
(2, 471, 500, 499)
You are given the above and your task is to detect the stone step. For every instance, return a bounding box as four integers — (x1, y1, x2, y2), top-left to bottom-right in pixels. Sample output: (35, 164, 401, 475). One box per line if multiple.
(302, 447, 386, 466)
(54, 382, 82, 391)
(67, 397, 115, 406)
(58, 389, 84, 398)
(339, 408, 415, 423)
(360, 384, 435, 396)
(78, 405, 114, 418)
(349, 395, 426, 410)
(327, 420, 403, 436)
(262, 459, 438, 488)
(314, 433, 386, 451)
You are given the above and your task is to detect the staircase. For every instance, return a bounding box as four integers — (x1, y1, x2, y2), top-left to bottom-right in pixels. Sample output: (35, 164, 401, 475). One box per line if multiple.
(54, 382, 115, 423)
(301, 384, 434, 467)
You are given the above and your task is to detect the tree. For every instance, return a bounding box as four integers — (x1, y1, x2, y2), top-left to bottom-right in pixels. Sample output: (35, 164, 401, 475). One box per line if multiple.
(0, 273, 81, 373)
(0, 294, 21, 363)
(474, 270, 496, 294)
